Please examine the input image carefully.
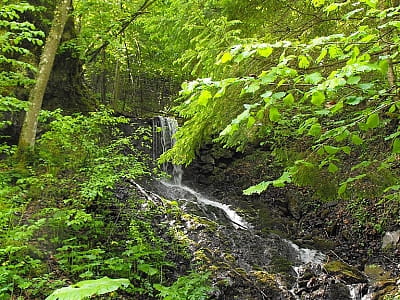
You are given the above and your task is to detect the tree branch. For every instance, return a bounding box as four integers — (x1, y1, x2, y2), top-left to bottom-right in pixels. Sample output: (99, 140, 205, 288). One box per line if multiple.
(85, 0, 156, 63)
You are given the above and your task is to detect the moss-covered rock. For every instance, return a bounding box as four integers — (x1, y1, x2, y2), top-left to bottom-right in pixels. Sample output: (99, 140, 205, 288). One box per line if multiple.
(324, 260, 367, 283)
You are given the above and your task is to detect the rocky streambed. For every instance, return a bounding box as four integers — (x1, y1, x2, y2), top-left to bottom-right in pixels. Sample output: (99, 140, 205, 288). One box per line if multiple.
(145, 116, 399, 299)
(174, 144, 400, 299)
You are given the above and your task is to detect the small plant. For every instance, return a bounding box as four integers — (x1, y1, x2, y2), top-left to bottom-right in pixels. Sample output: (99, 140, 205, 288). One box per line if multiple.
(46, 277, 130, 300)
(154, 271, 213, 300)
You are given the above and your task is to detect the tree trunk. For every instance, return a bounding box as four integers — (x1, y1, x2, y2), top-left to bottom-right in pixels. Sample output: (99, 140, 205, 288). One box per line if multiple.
(18, 0, 71, 152)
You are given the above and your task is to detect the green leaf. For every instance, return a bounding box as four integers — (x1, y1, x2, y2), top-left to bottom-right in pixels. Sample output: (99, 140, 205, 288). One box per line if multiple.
(261, 90, 273, 99)
(361, 0, 377, 8)
(351, 134, 363, 145)
(328, 45, 343, 59)
(393, 138, 400, 154)
(243, 82, 260, 94)
(298, 55, 310, 68)
(316, 47, 327, 63)
(346, 76, 361, 85)
(197, 90, 212, 106)
(338, 183, 347, 195)
(345, 96, 364, 105)
(351, 160, 371, 171)
(247, 116, 256, 128)
(234, 50, 255, 63)
(328, 163, 339, 173)
(243, 181, 272, 195)
(257, 47, 273, 58)
(256, 109, 264, 120)
(269, 107, 281, 122)
(308, 123, 322, 137)
(311, 91, 325, 106)
(272, 92, 286, 100)
(324, 145, 340, 155)
(283, 93, 295, 106)
(378, 60, 389, 75)
(341, 146, 351, 155)
(366, 113, 379, 129)
(335, 129, 350, 142)
(317, 147, 325, 156)
(273, 171, 292, 187)
(138, 264, 159, 276)
(46, 277, 130, 300)
(325, 3, 339, 12)
(388, 104, 397, 113)
(219, 52, 233, 64)
(304, 72, 323, 84)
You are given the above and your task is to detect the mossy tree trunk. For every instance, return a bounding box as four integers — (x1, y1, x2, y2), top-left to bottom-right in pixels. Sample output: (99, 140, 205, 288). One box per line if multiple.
(18, 0, 72, 152)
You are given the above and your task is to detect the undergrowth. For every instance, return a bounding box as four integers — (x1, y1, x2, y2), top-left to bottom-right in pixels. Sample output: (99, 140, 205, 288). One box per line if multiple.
(0, 110, 212, 299)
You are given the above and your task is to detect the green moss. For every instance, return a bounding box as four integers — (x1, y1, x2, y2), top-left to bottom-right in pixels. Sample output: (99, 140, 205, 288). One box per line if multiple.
(324, 261, 365, 282)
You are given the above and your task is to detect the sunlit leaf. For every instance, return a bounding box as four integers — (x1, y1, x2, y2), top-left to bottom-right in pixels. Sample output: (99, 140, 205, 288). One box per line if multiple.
(269, 107, 281, 122)
(283, 93, 295, 106)
(247, 116, 256, 128)
(298, 55, 310, 68)
(243, 181, 272, 195)
(311, 91, 325, 106)
(197, 90, 212, 106)
(46, 277, 130, 300)
(219, 52, 233, 64)
(257, 47, 273, 58)
(316, 47, 327, 63)
(304, 72, 323, 84)
(346, 76, 361, 85)
(345, 96, 364, 105)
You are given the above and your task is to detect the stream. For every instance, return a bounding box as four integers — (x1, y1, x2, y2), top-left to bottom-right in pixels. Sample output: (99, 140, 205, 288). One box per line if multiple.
(150, 116, 376, 300)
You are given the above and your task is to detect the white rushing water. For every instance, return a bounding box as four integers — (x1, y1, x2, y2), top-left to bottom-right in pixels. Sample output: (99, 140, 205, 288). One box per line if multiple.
(160, 180, 249, 229)
(153, 116, 249, 229)
(285, 239, 326, 265)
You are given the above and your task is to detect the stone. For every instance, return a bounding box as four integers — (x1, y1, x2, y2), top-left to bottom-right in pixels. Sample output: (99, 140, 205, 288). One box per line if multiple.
(200, 154, 215, 164)
(325, 282, 351, 300)
(324, 260, 367, 284)
(382, 230, 400, 250)
(286, 189, 301, 220)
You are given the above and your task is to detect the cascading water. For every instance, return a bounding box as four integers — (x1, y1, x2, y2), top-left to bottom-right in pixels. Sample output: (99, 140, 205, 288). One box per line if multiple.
(151, 116, 376, 300)
(152, 116, 248, 229)
(153, 116, 182, 184)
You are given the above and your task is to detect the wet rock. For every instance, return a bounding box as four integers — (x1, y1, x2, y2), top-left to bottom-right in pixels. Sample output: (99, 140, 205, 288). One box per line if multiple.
(364, 264, 392, 282)
(324, 260, 367, 284)
(325, 282, 351, 300)
(200, 153, 215, 164)
(287, 191, 301, 220)
(370, 279, 398, 299)
(382, 230, 400, 250)
(199, 163, 214, 174)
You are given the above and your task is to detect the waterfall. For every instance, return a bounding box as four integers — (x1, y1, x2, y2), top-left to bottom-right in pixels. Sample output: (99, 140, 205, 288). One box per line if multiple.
(150, 116, 377, 299)
(152, 116, 249, 229)
(152, 116, 183, 185)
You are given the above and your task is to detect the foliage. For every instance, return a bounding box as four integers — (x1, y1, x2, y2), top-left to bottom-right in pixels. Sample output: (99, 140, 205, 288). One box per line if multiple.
(46, 277, 130, 300)
(154, 271, 213, 300)
(0, 0, 44, 132)
(0, 110, 201, 299)
(161, 1, 400, 204)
